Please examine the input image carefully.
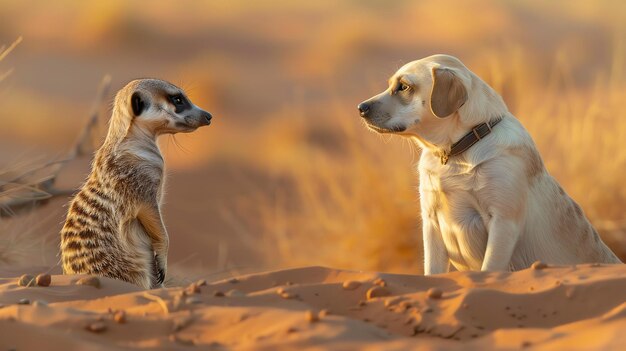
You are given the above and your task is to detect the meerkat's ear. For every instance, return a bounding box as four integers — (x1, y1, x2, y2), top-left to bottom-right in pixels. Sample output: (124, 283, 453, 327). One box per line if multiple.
(430, 67, 468, 118)
(131, 92, 148, 116)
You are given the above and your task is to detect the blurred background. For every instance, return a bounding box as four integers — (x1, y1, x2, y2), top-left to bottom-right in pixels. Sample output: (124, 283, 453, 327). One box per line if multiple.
(1, 0, 625, 281)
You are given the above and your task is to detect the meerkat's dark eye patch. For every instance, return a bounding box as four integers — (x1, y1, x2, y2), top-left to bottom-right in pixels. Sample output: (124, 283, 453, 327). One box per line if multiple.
(131, 92, 147, 116)
(168, 94, 191, 113)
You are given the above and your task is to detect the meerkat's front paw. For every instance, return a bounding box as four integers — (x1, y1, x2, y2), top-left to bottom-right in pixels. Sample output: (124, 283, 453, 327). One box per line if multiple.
(156, 267, 165, 286)
(153, 254, 167, 287)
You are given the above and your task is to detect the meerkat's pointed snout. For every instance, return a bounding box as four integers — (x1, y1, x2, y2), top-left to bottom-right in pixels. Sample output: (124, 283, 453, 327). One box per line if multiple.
(181, 107, 212, 130)
(200, 110, 212, 126)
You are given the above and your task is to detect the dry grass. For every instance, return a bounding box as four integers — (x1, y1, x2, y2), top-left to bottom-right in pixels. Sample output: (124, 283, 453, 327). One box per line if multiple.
(250, 112, 421, 273)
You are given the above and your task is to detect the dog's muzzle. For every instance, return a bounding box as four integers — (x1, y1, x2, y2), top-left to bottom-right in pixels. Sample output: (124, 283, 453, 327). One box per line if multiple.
(357, 102, 371, 118)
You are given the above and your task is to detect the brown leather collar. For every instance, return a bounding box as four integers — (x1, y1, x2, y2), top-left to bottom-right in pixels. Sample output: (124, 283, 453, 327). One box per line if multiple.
(440, 117, 503, 165)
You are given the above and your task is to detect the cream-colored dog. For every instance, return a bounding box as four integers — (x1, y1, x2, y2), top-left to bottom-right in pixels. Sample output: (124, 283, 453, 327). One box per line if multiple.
(358, 54, 621, 274)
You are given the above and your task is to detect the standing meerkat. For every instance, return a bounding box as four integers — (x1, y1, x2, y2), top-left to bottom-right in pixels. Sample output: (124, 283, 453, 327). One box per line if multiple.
(60, 79, 212, 289)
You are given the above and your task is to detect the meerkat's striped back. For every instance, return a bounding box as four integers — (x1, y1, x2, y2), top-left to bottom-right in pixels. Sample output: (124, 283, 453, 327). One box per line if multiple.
(61, 152, 157, 288)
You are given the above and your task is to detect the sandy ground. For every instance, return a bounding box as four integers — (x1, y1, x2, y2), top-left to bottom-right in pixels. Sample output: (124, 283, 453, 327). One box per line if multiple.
(1, 264, 625, 350)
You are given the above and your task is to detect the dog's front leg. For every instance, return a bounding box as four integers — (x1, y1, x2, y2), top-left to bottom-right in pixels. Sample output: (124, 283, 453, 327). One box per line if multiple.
(481, 216, 522, 271)
(423, 219, 449, 275)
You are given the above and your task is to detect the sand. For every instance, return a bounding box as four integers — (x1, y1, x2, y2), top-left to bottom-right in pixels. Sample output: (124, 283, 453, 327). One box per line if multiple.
(1, 264, 625, 350)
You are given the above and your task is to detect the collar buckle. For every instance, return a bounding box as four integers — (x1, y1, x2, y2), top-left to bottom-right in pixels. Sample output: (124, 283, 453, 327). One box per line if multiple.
(439, 116, 503, 165)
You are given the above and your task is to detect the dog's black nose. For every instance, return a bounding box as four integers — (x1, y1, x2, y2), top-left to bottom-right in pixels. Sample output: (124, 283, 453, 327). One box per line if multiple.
(357, 102, 371, 117)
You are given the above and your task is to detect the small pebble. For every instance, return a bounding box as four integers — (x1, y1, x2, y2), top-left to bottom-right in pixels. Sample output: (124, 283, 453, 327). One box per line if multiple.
(276, 287, 298, 299)
(17, 298, 30, 305)
(342, 280, 361, 290)
(86, 322, 107, 333)
(373, 278, 387, 287)
(531, 261, 548, 270)
(18, 274, 36, 287)
(366, 286, 390, 300)
(36, 273, 51, 287)
(427, 288, 443, 299)
(226, 289, 245, 297)
(76, 276, 101, 289)
(228, 278, 239, 284)
(319, 309, 330, 318)
(305, 310, 319, 323)
(196, 279, 207, 287)
(280, 292, 298, 299)
(213, 290, 225, 297)
(114, 310, 126, 324)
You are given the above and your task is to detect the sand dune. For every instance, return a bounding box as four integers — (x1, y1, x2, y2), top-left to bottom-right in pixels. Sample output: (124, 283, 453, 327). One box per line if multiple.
(1, 264, 625, 350)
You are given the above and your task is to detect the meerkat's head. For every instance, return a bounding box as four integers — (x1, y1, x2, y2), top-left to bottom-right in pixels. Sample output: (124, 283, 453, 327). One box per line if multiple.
(112, 79, 212, 138)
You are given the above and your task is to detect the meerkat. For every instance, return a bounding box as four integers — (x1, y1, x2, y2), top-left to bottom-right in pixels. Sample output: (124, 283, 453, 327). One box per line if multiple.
(60, 79, 212, 289)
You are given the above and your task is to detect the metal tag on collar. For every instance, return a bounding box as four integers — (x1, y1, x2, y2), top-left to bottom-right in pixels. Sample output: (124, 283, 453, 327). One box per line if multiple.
(440, 153, 449, 165)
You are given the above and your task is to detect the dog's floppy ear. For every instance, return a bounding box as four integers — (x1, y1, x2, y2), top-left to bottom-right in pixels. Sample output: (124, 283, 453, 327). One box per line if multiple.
(131, 92, 148, 116)
(430, 67, 468, 118)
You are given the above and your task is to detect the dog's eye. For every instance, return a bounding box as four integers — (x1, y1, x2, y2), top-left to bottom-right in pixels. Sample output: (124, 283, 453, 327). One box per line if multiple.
(399, 83, 410, 92)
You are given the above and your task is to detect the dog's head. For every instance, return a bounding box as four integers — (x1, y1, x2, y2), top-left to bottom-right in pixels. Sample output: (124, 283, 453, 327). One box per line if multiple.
(115, 79, 212, 136)
(358, 55, 506, 144)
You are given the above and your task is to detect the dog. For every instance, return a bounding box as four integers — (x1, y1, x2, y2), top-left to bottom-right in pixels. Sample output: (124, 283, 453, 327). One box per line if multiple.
(358, 54, 621, 274)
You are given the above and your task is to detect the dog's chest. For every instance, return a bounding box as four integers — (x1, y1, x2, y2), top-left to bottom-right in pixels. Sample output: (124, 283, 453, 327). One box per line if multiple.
(421, 168, 489, 269)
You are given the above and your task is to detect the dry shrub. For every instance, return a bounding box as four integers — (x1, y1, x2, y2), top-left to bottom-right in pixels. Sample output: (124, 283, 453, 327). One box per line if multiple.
(249, 105, 422, 273)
